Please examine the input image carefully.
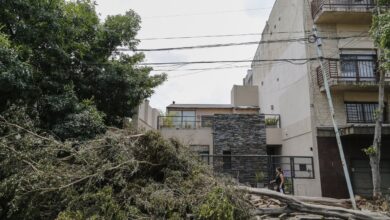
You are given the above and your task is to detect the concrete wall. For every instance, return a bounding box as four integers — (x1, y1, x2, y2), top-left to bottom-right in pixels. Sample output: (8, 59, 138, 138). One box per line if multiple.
(249, 0, 321, 196)
(231, 85, 259, 106)
(160, 128, 214, 151)
(133, 100, 160, 131)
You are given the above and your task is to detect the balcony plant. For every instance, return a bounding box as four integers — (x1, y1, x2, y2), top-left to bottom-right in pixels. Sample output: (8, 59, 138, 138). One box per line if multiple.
(161, 112, 176, 128)
(265, 117, 279, 128)
(255, 171, 265, 188)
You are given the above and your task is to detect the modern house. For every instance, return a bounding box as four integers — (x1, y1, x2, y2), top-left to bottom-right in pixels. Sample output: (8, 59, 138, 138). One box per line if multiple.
(158, 84, 316, 189)
(248, 0, 390, 198)
(158, 85, 265, 154)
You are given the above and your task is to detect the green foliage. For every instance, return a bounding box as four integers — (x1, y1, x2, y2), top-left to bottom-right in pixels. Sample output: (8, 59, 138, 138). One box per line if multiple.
(370, 1, 390, 71)
(363, 145, 378, 156)
(197, 187, 237, 220)
(265, 117, 279, 126)
(0, 0, 166, 139)
(0, 34, 36, 111)
(255, 171, 265, 183)
(284, 178, 293, 194)
(0, 112, 250, 219)
(52, 99, 106, 140)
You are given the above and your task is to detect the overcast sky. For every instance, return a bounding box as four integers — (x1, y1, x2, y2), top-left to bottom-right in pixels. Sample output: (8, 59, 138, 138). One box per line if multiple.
(95, 0, 276, 111)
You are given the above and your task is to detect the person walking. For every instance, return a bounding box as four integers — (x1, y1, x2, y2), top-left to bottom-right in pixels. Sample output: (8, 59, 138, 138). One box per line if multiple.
(270, 167, 285, 194)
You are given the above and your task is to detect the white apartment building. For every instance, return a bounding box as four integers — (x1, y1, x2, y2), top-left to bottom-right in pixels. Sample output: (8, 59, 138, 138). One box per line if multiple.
(248, 0, 390, 198)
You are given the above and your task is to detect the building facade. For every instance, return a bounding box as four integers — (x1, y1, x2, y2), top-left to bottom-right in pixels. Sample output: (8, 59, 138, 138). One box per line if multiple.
(249, 0, 390, 198)
(158, 85, 294, 186)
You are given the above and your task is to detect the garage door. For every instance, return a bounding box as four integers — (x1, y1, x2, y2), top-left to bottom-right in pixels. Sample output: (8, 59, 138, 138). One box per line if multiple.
(351, 160, 390, 197)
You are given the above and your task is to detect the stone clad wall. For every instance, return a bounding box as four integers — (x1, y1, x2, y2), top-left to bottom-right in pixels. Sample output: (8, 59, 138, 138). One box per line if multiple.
(212, 114, 267, 186)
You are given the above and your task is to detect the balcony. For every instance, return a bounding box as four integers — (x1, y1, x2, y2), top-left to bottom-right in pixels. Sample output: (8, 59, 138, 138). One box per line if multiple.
(264, 114, 282, 146)
(311, 0, 375, 24)
(158, 116, 209, 129)
(316, 59, 390, 91)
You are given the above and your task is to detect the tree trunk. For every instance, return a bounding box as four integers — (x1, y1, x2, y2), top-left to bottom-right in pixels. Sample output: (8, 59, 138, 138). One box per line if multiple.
(370, 68, 385, 198)
(238, 186, 390, 220)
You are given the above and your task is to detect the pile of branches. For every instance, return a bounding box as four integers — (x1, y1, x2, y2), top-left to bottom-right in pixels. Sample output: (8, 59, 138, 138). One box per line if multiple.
(240, 187, 390, 220)
(0, 108, 250, 220)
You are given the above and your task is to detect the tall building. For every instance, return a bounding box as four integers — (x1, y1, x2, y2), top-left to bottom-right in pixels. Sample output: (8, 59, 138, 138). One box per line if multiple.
(249, 0, 390, 198)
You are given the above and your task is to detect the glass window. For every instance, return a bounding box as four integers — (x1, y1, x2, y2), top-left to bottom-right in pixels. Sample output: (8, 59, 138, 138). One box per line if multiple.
(182, 111, 195, 128)
(167, 110, 195, 128)
(345, 102, 385, 123)
(340, 54, 376, 81)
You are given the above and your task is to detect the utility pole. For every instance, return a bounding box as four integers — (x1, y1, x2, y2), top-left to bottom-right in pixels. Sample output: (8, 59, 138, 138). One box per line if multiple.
(312, 26, 357, 210)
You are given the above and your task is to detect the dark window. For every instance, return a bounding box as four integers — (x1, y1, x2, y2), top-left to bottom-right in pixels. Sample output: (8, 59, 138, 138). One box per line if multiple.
(345, 102, 386, 123)
(223, 151, 232, 170)
(340, 54, 376, 81)
(299, 164, 307, 172)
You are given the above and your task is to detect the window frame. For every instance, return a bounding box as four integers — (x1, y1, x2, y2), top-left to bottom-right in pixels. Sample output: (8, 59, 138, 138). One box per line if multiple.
(345, 102, 387, 124)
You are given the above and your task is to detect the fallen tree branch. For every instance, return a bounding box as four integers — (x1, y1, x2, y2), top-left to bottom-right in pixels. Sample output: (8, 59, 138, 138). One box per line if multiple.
(237, 186, 390, 220)
(295, 195, 351, 208)
(0, 116, 59, 144)
(250, 205, 292, 215)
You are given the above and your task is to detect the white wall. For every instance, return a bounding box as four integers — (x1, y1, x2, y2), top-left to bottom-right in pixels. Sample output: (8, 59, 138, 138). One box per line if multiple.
(251, 0, 322, 196)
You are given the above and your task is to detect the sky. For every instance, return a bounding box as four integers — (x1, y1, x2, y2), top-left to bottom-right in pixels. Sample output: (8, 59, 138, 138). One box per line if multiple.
(95, 0, 276, 111)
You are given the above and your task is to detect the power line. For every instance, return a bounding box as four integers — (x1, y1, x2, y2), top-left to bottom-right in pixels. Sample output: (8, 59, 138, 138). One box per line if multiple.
(139, 31, 309, 41)
(139, 30, 367, 41)
(121, 36, 369, 52)
(125, 38, 308, 52)
(142, 7, 273, 19)
(140, 58, 335, 66)
(152, 65, 250, 72)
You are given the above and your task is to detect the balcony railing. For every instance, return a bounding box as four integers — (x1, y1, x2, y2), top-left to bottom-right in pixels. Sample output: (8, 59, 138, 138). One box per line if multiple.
(311, 0, 375, 19)
(158, 114, 282, 129)
(158, 116, 201, 129)
(316, 59, 380, 87)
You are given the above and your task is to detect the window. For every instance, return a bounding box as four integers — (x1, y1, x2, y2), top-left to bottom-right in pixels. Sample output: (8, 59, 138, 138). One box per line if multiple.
(223, 151, 232, 170)
(345, 102, 386, 123)
(201, 115, 213, 127)
(168, 110, 196, 128)
(299, 164, 307, 172)
(340, 54, 376, 81)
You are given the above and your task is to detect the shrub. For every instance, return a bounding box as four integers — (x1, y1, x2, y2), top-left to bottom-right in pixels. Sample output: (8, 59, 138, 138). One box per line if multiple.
(265, 117, 279, 126)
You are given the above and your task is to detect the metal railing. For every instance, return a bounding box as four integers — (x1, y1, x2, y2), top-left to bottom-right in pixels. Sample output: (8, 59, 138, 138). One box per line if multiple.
(316, 59, 381, 87)
(311, 0, 375, 19)
(197, 155, 315, 195)
(264, 114, 281, 128)
(158, 116, 201, 129)
(159, 114, 282, 129)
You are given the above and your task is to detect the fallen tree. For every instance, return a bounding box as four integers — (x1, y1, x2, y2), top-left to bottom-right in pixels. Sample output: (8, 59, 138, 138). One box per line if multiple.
(0, 108, 251, 220)
(238, 186, 390, 220)
(294, 195, 351, 208)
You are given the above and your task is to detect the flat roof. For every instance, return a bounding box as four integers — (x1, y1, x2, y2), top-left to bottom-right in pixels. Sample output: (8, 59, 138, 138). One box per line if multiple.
(167, 104, 259, 109)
